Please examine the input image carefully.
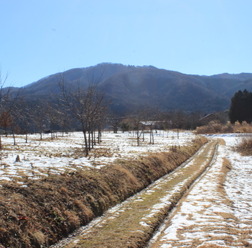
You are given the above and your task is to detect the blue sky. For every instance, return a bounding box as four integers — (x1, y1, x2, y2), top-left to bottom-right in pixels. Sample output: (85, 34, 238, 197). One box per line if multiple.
(1, 0, 252, 87)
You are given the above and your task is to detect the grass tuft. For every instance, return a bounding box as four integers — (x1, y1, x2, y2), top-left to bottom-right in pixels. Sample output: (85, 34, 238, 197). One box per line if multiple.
(235, 137, 252, 155)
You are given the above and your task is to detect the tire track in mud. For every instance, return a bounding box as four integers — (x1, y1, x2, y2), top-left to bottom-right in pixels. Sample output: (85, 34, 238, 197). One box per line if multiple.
(51, 140, 219, 248)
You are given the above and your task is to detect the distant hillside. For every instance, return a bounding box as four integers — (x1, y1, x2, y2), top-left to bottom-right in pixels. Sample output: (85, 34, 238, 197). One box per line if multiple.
(15, 63, 252, 114)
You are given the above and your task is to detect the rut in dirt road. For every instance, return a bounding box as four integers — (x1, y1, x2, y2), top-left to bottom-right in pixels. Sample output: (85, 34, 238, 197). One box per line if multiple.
(52, 140, 219, 248)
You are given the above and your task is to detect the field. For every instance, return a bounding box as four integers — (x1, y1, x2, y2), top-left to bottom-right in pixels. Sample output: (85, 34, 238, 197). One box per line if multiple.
(0, 130, 194, 184)
(0, 130, 201, 247)
(0, 131, 251, 247)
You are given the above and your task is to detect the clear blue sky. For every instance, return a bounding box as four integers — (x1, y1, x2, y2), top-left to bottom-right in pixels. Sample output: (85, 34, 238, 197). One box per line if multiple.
(1, 0, 252, 87)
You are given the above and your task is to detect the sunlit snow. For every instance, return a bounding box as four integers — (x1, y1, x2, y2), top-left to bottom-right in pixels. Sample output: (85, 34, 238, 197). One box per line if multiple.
(149, 133, 252, 247)
(0, 130, 194, 183)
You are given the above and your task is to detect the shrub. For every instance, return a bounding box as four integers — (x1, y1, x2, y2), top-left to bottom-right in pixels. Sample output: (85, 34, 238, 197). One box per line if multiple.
(236, 137, 252, 155)
(196, 121, 224, 134)
(234, 121, 252, 133)
(194, 121, 252, 134)
(222, 123, 234, 133)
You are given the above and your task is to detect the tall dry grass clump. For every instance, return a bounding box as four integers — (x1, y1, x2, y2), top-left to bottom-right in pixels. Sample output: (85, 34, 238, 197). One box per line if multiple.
(0, 137, 207, 248)
(196, 121, 233, 134)
(235, 137, 252, 155)
(196, 120, 252, 134)
(233, 121, 252, 133)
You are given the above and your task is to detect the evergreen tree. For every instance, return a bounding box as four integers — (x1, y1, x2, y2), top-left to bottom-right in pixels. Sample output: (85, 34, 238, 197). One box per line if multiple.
(229, 90, 252, 123)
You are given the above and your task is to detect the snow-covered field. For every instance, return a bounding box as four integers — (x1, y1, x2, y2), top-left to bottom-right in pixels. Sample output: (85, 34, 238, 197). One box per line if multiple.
(150, 133, 252, 247)
(0, 130, 195, 183)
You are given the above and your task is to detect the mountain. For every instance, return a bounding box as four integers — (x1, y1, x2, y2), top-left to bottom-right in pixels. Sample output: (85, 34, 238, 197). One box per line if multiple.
(16, 63, 252, 114)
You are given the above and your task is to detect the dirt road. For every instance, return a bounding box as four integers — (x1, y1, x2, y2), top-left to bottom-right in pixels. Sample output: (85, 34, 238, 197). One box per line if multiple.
(52, 140, 220, 248)
(148, 135, 252, 248)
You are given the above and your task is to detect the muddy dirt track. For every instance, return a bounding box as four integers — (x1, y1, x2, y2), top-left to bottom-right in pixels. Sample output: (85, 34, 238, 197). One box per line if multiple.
(52, 139, 241, 248)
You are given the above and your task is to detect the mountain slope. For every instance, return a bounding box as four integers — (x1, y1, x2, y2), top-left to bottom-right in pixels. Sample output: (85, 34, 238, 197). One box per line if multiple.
(17, 63, 252, 113)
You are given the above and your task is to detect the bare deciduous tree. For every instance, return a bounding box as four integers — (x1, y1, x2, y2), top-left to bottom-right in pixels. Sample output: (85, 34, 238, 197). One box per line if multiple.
(0, 71, 22, 146)
(59, 77, 107, 156)
(29, 102, 49, 140)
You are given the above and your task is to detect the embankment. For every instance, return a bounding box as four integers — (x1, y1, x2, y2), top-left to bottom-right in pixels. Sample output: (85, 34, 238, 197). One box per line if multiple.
(0, 137, 207, 248)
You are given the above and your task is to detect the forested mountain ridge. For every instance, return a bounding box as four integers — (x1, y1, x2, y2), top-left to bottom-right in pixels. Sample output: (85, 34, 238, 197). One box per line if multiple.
(13, 63, 252, 114)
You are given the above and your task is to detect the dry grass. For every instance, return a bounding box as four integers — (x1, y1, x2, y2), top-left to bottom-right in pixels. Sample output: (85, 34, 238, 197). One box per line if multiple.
(234, 121, 252, 133)
(196, 121, 233, 134)
(64, 210, 81, 229)
(197, 244, 232, 248)
(89, 147, 114, 158)
(222, 157, 232, 171)
(30, 231, 46, 247)
(235, 137, 252, 155)
(112, 164, 140, 186)
(196, 121, 252, 134)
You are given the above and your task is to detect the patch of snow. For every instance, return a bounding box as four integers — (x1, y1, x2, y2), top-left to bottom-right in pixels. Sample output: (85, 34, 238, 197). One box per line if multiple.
(0, 131, 195, 183)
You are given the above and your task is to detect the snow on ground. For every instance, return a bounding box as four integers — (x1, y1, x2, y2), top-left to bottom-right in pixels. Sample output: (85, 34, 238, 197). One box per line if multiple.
(149, 133, 252, 247)
(210, 133, 252, 242)
(222, 134, 252, 246)
(0, 130, 195, 183)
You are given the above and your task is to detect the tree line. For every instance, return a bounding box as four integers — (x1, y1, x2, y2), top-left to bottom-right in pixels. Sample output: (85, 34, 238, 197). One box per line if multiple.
(229, 89, 252, 124)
